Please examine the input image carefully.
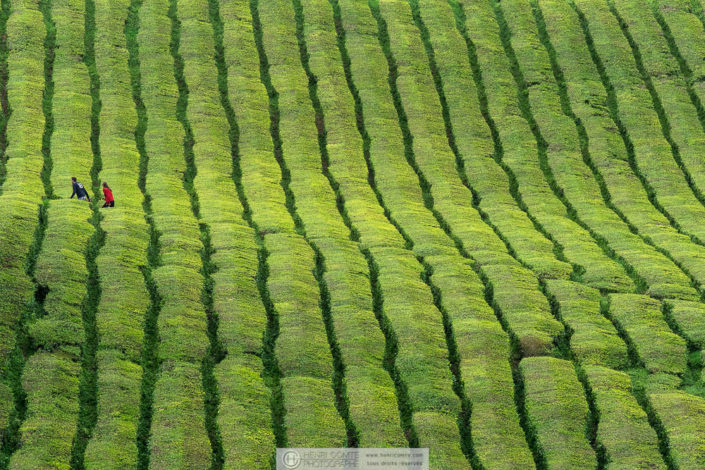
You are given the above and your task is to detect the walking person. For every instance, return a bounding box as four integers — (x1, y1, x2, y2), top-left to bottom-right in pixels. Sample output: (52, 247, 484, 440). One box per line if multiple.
(102, 182, 114, 208)
(70, 177, 91, 202)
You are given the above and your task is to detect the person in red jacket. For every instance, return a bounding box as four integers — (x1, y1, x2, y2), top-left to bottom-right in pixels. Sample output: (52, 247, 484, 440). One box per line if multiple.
(102, 182, 114, 208)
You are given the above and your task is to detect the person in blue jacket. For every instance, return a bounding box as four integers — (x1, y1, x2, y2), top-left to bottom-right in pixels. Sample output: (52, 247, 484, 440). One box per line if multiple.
(70, 177, 91, 202)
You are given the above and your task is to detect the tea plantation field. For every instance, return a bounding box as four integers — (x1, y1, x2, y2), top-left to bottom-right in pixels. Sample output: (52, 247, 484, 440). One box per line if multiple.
(2, 0, 705, 468)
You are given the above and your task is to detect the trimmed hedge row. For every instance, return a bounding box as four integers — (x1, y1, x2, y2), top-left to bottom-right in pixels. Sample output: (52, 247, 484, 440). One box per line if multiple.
(649, 390, 705, 468)
(520, 357, 597, 469)
(666, 300, 705, 348)
(336, 0, 543, 466)
(220, 0, 309, 451)
(610, 0, 705, 216)
(11, 200, 91, 470)
(369, 0, 563, 357)
(535, 0, 704, 301)
(545, 280, 628, 369)
(264, 232, 347, 447)
(319, 0, 531, 461)
(249, 0, 350, 447)
(499, 0, 702, 300)
(137, 0, 211, 466)
(80, 0, 151, 466)
(609, 294, 687, 375)
(584, 365, 665, 469)
(296, 0, 413, 447)
(329, 0, 471, 460)
(176, 0, 276, 464)
(572, 0, 705, 250)
(654, 0, 705, 110)
(10, 0, 95, 466)
(0, 0, 47, 438)
(455, 0, 632, 293)
(413, 0, 572, 282)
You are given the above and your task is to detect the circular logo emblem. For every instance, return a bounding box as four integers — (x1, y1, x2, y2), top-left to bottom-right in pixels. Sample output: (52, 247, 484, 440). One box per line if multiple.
(282, 450, 301, 469)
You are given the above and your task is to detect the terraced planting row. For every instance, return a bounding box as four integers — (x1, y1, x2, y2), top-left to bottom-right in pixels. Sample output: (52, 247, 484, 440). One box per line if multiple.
(498, 0, 701, 300)
(8, 0, 96, 466)
(218, 0, 293, 461)
(137, 0, 211, 465)
(410, 0, 572, 282)
(535, 0, 705, 301)
(0, 0, 46, 451)
(336, 0, 560, 466)
(611, 0, 705, 214)
(2, 0, 705, 467)
(80, 0, 150, 466)
(456, 0, 633, 294)
(189, 0, 275, 466)
(250, 0, 348, 451)
(306, 0, 541, 465)
(571, 0, 705, 252)
(377, 0, 568, 355)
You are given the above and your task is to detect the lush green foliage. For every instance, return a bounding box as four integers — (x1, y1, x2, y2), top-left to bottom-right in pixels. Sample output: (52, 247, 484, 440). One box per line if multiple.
(8, 0, 95, 467)
(537, 0, 705, 300)
(0, 0, 45, 451)
(137, 0, 211, 466)
(3, 0, 705, 467)
(520, 357, 596, 469)
(585, 365, 665, 469)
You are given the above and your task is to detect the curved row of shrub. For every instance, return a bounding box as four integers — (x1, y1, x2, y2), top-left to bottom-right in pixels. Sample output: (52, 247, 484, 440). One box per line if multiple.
(249, 0, 352, 449)
(609, 295, 687, 376)
(545, 280, 628, 369)
(446, 2, 654, 463)
(0, 0, 47, 443)
(610, 0, 705, 217)
(449, 2, 700, 465)
(534, 0, 705, 303)
(411, 0, 572, 283)
(9, 0, 95, 466)
(545, 286, 666, 467)
(217, 0, 295, 455)
(584, 365, 665, 468)
(650, 389, 705, 468)
(178, 0, 284, 464)
(303, 0, 534, 463)
(606, 293, 705, 466)
(333, 0, 556, 466)
(135, 0, 211, 465)
(73, 0, 151, 466)
(381, 0, 569, 354)
(519, 357, 596, 468)
(294, 0, 416, 448)
(220, 0, 325, 454)
(453, 0, 632, 293)
(496, 0, 701, 301)
(666, 300, 705, 353)
(571, 0, 705, 252)
(654, 0, 705, 126)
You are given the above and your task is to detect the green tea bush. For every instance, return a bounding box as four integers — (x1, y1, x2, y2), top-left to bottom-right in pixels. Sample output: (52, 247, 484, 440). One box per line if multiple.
(573, 0, 705, 249)
(585, 365, 665, 468)
(609, 294, 687, 375)
(520, 357, 597, 469)
(456, 0, 632, 293)
(535, 0, 705, 300)
(9, 0, 96, 466)
(135, 0, 211, 465)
